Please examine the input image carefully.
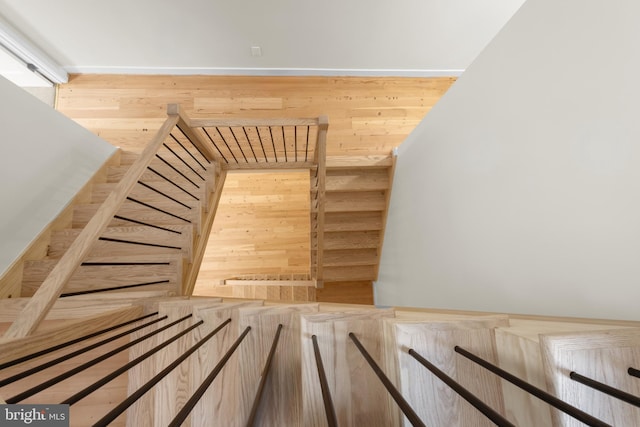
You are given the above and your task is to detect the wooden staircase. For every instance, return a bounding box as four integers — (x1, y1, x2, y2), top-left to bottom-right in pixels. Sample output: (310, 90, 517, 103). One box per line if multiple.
(1, 295, 639, 426)
(314, 154, 395, 285)
(18, 144, 218, 299)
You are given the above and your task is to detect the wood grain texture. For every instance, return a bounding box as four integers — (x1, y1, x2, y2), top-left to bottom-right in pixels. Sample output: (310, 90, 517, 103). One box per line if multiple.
(3, 114, 180, 338)
(56, 75, 455, 301)
(187, 301, 263, 427)
(383, 316, 509, 427)
(0, 306, 143, 365)
(0, 150, 121, 300)
(235, 304, 319, 426)
(540, 328, 640, 426)
(300, 309, 395, 427)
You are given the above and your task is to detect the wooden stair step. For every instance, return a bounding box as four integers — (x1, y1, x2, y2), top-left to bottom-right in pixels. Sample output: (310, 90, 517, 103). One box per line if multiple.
(230, 284, 316, 301)
(323, 248, 378, 267)
(233, 304, 320, 425)
(539, 328, 640, 426)
(139, 301, 263, 426)
(21, 254, 182, 297)
(91, 181, 209, 208)
(382, 315, 510, 426)
(324, 191, 386, 212)
(325, 168, 390, 192)
(106, 163, 213, 194)
(326, 155, 394, 169)
(322, 230, 380, 250)
(48, 225, 193, 261)
(72, 200, 202, 233)
(300, 309, 396, 426)
(321, 264, 378, 281)
(324, 211, 383, 232)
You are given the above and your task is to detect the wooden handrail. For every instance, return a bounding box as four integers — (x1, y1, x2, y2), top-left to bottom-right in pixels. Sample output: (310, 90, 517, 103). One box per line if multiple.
(3, 112, 180, 339)
(189, 117, 320, 128)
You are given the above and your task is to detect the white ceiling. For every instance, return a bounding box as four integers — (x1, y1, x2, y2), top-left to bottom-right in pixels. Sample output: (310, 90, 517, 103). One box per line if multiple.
(0, 0, 526, 76)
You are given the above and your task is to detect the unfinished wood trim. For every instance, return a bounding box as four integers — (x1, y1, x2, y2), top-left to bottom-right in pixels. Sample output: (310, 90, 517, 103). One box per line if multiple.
(183, 165, 228, 296)
(169, 103, 219, 162)
(0, 306, 143, 364)
(222, 161, 315, 171)
(314, 116, 328, 281)
(189, 117, 319, 128)
(223, 279, 317, 287)
(373, 151, 396, 280)
(0, 149, 122, 300)
(326, 155, 394, 169)
(3, 114, 179, 339)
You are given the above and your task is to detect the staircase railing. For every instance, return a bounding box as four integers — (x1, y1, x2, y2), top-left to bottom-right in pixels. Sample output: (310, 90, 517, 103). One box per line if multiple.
(3, 104, 219, 338)
(4, 107, 329, 339)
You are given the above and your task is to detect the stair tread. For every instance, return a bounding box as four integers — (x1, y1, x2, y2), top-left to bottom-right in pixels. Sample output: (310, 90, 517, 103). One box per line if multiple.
(49, 225, 193, 260)
(326, 155, 393, 169)
(22, 254, 182, 297)
(72, 199, 202, 230)
(325, 168, 390, 192)
(324, 211, 383, 231)
(325, 191, 386, 212)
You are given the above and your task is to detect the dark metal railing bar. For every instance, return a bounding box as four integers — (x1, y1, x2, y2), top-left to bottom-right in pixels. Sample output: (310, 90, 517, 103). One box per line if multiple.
(305, 125, 310, 162)
(215, 126, 239, 163)
(256, 126, 269, 162)
(163, 142, 205, 180)
(0, 315, 168, 389)
(137, 181, 192, 209)
(201, 127, 229, 164)
(63, 319, 205, 405)
(168, 326, 252, 427)
(242, 126, 259, 162)
(246, 324, 284, 427)
(408, 349, 514, 427)
(570, 371, 640, 407)
(98, 236, 181, 250)
(454, 346, 611, 427)
(170, 132, 207, 170)
(81, 262, 170, 266)
(311, 335, 338, 427)
(6, 314, 191, 404)
(60, 280, 170, 297)
(629, 367, 640, 379)
(230, 127, 249, 163)
(176, 124, 212, 164)
(348, 332, 425, 427)
(147, 167, 200, 200)
(0, 312, 158, 371)
(126, 197, 192, 224)
(268, 126, 278, 162)
(93, 318, 232, 427)
(282, 126, 288, 162)
(155, 153, 200, 188)
(294, 126, 298, 162)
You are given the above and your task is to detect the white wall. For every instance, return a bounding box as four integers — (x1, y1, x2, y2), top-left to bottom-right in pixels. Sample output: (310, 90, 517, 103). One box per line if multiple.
(0, 75, 115, 273)
(0, 0, 524, 75)
(376, 0, 640, 320)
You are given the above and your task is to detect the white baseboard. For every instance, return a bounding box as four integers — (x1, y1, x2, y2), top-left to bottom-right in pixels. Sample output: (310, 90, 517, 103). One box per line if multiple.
(63, 66, 464, 78)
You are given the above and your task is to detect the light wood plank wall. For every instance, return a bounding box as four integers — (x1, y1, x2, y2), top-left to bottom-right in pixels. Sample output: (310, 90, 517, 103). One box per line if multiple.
(56, 75, 455, 301)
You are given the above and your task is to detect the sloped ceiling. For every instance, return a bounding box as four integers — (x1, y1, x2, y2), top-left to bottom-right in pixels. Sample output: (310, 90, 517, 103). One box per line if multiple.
(0, 0, 525, 75)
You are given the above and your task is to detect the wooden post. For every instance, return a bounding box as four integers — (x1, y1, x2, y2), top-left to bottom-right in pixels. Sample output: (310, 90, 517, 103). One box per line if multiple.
(183, 163, 227, 296)
(168, 103, 219, 162)
(314, 116, 328, 282)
